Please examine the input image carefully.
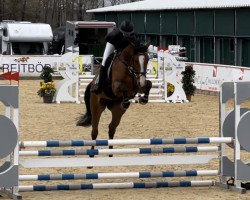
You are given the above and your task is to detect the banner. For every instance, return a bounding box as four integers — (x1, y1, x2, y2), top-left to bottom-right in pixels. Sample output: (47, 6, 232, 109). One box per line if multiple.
(0, 52, 94, 76)
(191, 63, 250, 92)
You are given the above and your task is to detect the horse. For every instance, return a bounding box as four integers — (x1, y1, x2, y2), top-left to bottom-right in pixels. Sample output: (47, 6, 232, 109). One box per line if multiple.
(76, 40, 152, 156)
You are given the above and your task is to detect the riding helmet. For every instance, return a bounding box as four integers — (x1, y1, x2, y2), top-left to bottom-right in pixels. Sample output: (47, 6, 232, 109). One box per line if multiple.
(120, 20, 134, 34)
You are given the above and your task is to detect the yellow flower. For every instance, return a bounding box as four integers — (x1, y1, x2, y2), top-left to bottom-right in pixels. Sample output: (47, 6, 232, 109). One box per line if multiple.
(37, 81, 56, 97)
(167, 83, 175, 97)
(167, 83, 175, 93)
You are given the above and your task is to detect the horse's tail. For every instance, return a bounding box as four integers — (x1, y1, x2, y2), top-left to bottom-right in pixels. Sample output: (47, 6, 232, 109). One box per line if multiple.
(76, 82, 92, 127)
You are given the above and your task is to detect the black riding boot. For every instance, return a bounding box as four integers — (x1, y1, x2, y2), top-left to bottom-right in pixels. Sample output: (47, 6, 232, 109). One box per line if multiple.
(92, 66, 107, 94)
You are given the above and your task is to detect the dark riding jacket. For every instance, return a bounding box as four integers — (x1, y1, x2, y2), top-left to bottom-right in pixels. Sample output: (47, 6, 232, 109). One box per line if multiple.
(106, 28, 136, 52)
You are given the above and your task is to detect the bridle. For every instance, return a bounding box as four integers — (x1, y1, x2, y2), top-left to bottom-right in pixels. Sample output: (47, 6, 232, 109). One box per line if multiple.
(117, 52, 148, 80)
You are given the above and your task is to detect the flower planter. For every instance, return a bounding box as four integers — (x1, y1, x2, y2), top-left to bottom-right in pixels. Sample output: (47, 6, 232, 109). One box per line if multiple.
(43, 94, 54, 103)
(186, 95, 192, 102)
(38, 67, 56, 103)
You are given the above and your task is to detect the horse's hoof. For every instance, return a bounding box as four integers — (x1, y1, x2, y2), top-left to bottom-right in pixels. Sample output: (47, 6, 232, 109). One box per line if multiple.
(139, 96, 148, 105)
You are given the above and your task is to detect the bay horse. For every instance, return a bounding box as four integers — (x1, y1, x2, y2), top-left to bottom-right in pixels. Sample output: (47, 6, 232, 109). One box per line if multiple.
(76, 40, 152, 155)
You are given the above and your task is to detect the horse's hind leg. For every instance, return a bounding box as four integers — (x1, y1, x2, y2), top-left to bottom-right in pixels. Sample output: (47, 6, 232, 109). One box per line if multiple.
(90, 95, 106, 157)
(76, 83, 92, 126)
(108, 104, 126, 157)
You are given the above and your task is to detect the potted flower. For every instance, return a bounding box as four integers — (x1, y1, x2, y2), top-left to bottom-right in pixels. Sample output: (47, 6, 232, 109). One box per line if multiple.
(181, 64, 196, 102)
(37, 66, 56, 103)
(37, 82, 56, 103)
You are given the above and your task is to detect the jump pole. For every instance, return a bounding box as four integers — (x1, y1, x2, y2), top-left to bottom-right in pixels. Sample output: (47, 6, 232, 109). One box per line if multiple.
(19, 146, 221, 156)
(19, 137, 233, 148)
(19, 170, 219, 181)
(19, 180, 215, 192)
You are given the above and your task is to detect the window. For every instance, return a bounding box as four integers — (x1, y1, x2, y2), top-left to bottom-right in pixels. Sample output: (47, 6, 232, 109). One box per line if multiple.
(12, 42, 44, 55)
(3, 28, 7, 37)
(0, 37, 2, 53)
(230, 39, 234, 52)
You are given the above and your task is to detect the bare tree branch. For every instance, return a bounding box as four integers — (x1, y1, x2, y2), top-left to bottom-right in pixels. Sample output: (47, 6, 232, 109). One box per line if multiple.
(0, 0, 139, 28)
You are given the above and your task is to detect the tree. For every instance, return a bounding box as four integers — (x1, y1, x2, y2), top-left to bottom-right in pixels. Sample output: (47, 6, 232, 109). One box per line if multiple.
(0, 0, 5, 21)
(109, 0, 140, 6)
(21, 0, 27, 21)
(0, 0, 140, 28)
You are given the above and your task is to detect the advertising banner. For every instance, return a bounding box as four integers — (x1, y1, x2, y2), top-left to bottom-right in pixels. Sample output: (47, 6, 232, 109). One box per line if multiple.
(192, 63, 250, 92)
(0, 52, 94, 76)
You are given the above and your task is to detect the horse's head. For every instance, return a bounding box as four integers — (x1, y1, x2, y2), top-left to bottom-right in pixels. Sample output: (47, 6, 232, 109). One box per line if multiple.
(121, 40, 150, 88)
(132, 41, 150, 87)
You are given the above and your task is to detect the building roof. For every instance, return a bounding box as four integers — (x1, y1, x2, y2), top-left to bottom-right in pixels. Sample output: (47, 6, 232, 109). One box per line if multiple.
(87, 0, 250, 13)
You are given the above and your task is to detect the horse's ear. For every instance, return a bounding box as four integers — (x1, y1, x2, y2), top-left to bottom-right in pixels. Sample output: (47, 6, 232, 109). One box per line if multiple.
(145, 42, 150, 49)
(141, 42, 150, 51)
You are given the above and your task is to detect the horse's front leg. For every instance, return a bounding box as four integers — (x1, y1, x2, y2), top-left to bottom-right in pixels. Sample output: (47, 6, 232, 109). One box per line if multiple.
(121, 90, 131, 110)
(139, 80, 152, 104)
(113, 81, 131, 110)
(108, 104, 126, 157)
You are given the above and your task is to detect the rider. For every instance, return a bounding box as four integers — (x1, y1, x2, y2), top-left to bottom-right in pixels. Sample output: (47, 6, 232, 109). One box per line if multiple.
(92, 20, 135, 94)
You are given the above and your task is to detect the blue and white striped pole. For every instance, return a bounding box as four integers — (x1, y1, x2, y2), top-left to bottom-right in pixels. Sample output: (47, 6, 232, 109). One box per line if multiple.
(19, 180, 215, 191)
(19, 137, 232, 148)
(19, 170, 219, 181)
(19, 146, 220, 156)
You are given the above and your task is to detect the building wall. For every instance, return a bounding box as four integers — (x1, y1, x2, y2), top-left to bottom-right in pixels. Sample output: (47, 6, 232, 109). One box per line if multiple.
(94, 7, 250, 67)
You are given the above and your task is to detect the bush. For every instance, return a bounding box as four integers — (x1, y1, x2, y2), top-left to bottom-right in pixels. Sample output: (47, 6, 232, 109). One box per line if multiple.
(181, 65, 196, 96)
(40, 66, 55, 83)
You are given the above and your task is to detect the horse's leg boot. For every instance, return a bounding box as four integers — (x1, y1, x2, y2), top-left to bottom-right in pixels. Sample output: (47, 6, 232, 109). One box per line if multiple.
(121, 98, 131, 110)
(139, 94, 149, 105)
